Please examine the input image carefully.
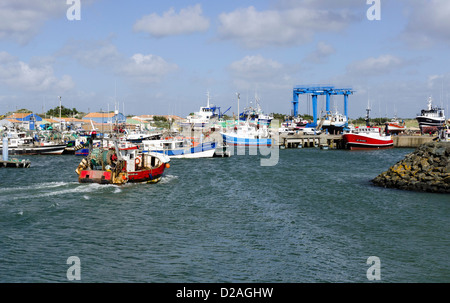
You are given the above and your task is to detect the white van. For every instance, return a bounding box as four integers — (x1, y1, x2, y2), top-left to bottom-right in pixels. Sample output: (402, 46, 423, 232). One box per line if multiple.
(302, 127, 321, 135)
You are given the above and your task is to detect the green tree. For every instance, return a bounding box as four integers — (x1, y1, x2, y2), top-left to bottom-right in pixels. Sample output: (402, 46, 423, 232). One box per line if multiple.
(16, 108, 33, 113)
(270, 113, 286, 121)
(153, 116, 168, 122)
(46, 106, 79, 117)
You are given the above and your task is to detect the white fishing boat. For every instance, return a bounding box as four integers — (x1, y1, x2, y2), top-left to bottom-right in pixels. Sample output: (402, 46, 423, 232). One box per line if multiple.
(125, 130, 161, 143)
(0, 131, 66, 155)
(321, 109, 347, 134)
(141, 137, 217, 158)
(416, 97, 446, 134)
(180, 92, 220, 129)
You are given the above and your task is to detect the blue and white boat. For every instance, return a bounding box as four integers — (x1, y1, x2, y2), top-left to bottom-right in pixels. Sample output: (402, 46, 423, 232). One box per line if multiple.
(141, 137, 217, 158)
(221, 123, 272, 146)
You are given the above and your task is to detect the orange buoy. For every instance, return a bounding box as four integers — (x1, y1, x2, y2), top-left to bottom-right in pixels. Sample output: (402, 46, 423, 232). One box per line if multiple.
(165, 163, 170, 168)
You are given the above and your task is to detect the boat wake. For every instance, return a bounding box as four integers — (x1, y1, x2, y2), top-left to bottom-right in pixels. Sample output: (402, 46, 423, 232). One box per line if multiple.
(2, 182, 123, 202)
(159, 174, 179, 184)
(0, 181, 70, 193)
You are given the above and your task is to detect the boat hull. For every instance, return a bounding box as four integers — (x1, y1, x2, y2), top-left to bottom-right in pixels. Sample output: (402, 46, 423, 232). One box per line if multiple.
(343, 134, 393, 150)
(0, 144, 66, 155)
(386, 124, 406, 133)
(321, 124, 346, 134)
(75, 148, 89, 156)
(145, 142, 217, 158)
(222, 134, 272, 146)
(78, 164, 166, 184)
(416, 117, 445, 134)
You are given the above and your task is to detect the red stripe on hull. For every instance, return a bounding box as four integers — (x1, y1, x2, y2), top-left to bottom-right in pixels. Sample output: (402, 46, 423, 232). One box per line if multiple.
(127, 165, 166, 183)
(343, 134, 393, 150)
(348, 145, 393, 150)
(79, 164, 166, 184)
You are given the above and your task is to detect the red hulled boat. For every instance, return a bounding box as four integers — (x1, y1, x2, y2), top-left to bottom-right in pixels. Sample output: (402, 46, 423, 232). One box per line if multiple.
(75, 139, 170, 185)
(386, 116, 406, 134)
(343, 126, 393, 150)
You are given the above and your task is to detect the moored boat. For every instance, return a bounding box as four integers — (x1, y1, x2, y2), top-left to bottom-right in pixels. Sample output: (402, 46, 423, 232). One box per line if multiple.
(1, 136, 31, 168)
(179, 92, 220, 129)
(343, 126, 393, 150)
(343, 102, 393, 150)
(386, 116, 406, 134)
(320, 109, 347, 134)
(416, 97, 445, 134)
(221, 122, 272, 146)
(0, 130, 66, 155)
(142, 137, 217, 158)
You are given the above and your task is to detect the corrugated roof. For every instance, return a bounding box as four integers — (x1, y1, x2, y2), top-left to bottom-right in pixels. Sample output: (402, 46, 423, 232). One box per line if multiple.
(5, 118, 22, 123)
(42, 119, 59, 123)
(83, 112, 115, 118)
(61, 117, 85, 122)
(6, 113, 32, 119)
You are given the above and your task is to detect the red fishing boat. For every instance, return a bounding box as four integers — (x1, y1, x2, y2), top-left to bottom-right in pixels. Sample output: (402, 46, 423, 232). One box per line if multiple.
(344, 101, 394, 150)
(75, 139, 170, 185)
(343, 126, 393, 150)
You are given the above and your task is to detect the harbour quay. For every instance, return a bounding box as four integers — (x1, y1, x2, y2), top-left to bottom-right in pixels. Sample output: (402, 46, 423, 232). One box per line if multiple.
(276, 133, 435, 149)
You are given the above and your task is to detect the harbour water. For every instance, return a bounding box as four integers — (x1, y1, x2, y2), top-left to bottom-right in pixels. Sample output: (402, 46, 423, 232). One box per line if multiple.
(0, 148, 448, 283)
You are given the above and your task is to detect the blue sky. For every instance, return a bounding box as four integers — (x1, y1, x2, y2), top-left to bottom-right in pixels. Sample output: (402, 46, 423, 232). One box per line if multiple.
(0, 0, 449, 119)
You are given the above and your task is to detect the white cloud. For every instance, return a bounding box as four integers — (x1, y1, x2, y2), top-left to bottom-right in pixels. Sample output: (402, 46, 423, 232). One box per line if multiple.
(277, 0, 364, 10)
(0, 1, 66, 43)
(0, 1, 99, 44)
(346, 54, 406, 77)
(218, 5, 358, 48)
(401, 0, 450, 48)
(120, 53, 178, 84)
(133, 4, 210, 38)
(59, 39, 122, 68)
(0, 51, 74, 92)
(58, 38, 178, 84)
(304, 41, 336, 63)
(228, 55, 295, 92)
(230, 55, 283, 78)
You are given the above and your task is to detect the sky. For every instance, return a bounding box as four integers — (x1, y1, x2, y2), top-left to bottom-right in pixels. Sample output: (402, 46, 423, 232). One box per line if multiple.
(0, 0, 449, 119)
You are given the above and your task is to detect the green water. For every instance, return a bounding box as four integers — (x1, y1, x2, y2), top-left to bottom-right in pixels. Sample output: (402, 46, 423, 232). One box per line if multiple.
(0, 148, 448, 282)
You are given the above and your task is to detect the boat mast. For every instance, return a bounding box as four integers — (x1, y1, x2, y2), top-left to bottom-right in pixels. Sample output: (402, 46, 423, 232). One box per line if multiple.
(366, 98, 371, 127)
(236, 92, 240, 122)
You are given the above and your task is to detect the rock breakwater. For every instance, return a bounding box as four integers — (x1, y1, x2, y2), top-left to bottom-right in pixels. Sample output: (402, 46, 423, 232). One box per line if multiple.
(372, 142, 450, 194)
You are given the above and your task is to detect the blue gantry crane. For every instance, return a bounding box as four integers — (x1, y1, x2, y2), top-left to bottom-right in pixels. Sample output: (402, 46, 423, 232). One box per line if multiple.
(292, 85, 354, 127)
